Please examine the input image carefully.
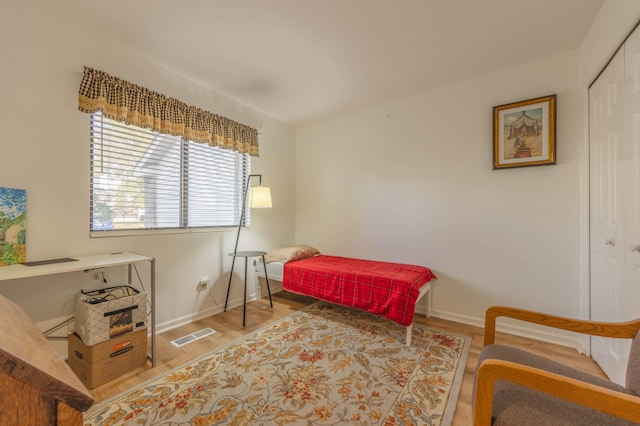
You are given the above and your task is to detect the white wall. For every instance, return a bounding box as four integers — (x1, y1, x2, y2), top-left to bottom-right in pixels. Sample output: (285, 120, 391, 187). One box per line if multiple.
(295, 1, 640, 347)
(4, 0, 640, 355)
(295, 51, 584, 341)
(0, 2, 295, 353)
(580, 0, 640, 85)
(574, 0, 640, 347)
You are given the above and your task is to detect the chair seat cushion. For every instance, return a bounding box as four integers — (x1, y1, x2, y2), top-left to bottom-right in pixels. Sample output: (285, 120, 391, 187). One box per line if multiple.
(476, 344, 638, 425)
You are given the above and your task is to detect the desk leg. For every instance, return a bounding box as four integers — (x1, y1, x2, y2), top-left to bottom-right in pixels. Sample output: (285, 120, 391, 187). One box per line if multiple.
(262, 255, 273, 308)
(150, 258, 156, 367)
(224, 256, 237, 312)
(243, 257, 248, 327)
(128, 261, 157, 367)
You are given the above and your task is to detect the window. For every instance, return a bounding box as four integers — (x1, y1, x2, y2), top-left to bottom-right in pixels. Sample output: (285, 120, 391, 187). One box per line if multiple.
(90, 113, 250, 232)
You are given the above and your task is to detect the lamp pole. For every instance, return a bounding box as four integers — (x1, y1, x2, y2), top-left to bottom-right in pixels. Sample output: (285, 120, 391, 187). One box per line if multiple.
(224, 174, 264, 319)
(232, 174, 262, 255)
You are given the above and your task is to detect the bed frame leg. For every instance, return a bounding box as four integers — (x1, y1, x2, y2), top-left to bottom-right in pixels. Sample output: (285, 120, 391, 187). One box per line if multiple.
(425, 284, 431, 318)
(405, 283, 433, 346)
(405, 323, 412, 346)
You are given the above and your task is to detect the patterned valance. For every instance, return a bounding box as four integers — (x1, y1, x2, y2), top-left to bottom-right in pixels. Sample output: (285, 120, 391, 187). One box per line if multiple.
(78, 66, 259, 156)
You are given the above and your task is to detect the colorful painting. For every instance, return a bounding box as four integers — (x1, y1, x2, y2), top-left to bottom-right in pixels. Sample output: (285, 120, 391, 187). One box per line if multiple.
(0, 187, 26, 266)
(493, 94, 556, 169)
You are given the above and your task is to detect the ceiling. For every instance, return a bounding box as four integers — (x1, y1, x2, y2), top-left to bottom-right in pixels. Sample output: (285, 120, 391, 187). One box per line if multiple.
(33, 0, 603, 126)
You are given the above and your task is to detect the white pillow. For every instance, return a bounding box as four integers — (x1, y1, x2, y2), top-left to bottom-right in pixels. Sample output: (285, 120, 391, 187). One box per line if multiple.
(264, 245, 320, 263)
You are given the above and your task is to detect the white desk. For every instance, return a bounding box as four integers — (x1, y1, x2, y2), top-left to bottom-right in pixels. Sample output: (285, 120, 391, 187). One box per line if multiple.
(0, 251, 156, 366)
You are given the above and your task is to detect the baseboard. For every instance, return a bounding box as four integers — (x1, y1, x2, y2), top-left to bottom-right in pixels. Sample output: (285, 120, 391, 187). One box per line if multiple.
(157, 299, 584, 354)
(155, 294, 258, 335)
(426, 308, 583, 352)
(156, 278, 285, 335)
(421, 308, 485, 329)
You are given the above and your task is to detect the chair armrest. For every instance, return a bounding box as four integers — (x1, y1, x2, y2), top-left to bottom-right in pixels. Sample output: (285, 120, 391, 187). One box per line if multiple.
(474, 358, 640, 425)
(483, 306, 640, 346)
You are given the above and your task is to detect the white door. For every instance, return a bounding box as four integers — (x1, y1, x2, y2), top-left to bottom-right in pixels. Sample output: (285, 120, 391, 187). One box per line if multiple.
(626, 26, 640, 344)
(589, 47, 628, 385)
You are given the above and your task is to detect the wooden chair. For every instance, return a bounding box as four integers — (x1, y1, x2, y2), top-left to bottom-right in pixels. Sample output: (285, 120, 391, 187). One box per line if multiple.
(473, 306, 640, 425)
(0, 294, 93, 425)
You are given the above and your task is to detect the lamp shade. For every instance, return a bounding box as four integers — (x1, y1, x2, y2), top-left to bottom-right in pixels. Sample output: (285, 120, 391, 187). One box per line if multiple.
(249, 186, 272, 208)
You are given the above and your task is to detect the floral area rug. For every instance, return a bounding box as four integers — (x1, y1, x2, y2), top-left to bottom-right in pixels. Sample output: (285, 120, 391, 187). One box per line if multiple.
(84, 302, 470, 425)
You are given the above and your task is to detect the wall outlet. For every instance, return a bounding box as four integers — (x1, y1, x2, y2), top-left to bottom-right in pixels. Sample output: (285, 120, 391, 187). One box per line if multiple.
(198, 276, 210, 290)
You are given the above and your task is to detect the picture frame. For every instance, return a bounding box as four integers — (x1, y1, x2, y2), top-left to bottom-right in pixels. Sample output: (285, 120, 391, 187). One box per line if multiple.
(493, 94, 556, 170)
(0, 187, 26, 266)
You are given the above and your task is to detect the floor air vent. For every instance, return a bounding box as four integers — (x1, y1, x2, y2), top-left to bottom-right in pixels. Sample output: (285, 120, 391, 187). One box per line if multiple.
(170, 327, 216, 348)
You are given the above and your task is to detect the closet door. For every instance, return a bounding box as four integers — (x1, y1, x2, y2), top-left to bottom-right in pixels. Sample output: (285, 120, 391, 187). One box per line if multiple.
(626, 27, 640, 338)
(589, 47, 628, 385)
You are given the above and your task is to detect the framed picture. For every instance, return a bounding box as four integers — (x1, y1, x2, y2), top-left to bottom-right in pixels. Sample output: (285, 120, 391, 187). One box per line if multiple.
(0, 187, 26, 266)
(493, 94, 556, 170)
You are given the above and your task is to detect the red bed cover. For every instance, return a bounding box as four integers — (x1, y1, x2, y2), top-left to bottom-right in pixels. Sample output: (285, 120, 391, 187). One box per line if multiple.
(283, 255, 436, 326)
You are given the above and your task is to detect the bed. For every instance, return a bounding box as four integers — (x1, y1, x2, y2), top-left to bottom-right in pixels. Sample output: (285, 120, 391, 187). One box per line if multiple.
(256, 245, 436, 345)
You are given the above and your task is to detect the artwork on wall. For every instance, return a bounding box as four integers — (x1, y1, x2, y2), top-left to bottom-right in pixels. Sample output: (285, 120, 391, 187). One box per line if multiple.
(493, 94, 556, 170)
(0, 187, 26, 266)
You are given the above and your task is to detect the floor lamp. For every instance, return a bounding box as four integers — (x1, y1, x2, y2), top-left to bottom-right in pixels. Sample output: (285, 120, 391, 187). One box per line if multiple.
(224, 174, 273, 326)
(231, 174, 272, 254)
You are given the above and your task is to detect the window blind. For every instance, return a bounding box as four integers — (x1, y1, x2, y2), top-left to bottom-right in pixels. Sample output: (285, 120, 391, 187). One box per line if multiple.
(90, 113, 250, 232)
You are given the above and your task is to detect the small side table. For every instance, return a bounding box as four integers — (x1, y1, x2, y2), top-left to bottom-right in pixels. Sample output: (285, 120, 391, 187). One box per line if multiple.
(224, 251, 273, 326)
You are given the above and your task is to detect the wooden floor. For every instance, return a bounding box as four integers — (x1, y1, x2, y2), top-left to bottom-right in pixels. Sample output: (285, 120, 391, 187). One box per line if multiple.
(89, 292, 608, 425)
